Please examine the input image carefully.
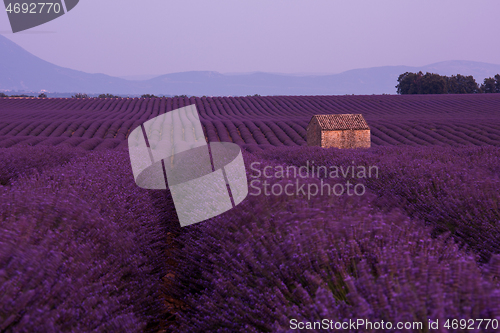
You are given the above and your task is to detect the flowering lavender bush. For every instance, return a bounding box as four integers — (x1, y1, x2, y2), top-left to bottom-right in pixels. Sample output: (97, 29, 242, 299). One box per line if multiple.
(164, 146, 500, 332)
(0, 146, 176, 332)
(258, 145, 500, 263)
(0, 145, 87, 186)
(2, 143, 500, 332)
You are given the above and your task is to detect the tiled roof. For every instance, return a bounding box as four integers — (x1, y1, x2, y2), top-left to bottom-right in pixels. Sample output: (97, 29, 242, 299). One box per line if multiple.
(310, 114, 369, 130)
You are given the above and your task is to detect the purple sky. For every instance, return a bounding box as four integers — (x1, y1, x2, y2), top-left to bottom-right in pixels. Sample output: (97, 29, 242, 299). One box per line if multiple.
(1, 0, 499, 78)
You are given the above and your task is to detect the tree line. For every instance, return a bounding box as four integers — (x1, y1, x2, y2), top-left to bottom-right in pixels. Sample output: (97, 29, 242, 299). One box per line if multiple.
(0, 92, 41, 98)
(71, 93, 187, 98)
(0, 93, 196, 98)
(396, 72, 500, 94)
(72, 93, 121, 98)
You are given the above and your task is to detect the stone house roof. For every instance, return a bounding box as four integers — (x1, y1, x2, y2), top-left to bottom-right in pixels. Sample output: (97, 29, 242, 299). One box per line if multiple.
(309, 114, 369, 131)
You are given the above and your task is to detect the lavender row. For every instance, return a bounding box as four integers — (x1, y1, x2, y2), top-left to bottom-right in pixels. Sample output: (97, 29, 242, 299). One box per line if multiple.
(0, 146, 177, 332)
(164, 146, 500, 332)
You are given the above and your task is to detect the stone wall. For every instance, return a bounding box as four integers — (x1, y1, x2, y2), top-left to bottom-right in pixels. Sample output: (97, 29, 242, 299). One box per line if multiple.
(321, 129, 370, 148)
(306, 118, 322, 146)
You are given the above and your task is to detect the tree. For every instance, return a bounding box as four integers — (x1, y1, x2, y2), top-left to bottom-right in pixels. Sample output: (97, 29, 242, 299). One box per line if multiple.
(0, 92, 7, 97)
(445, 74, 480, 94)
(397, 71, 447, 94)
(72, 93, 89, 98)
(420, 72, 447, 94)
(397, 72, 483, 94)
(481, 77, 497, 93)
(38, 93, 47, 98)
(396, 71, 423, 94)
(495, 74, 500, 93)
(98, 93, 120, 98)
(141, 94, 158, 98)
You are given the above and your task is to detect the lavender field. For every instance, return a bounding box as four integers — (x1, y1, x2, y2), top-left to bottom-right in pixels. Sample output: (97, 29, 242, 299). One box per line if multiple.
(1, 95, 500, 332)
(1, 94, 500, 151)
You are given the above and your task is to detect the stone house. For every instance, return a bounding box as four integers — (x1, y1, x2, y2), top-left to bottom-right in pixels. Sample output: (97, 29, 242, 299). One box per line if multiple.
(307, 114, 370, 148)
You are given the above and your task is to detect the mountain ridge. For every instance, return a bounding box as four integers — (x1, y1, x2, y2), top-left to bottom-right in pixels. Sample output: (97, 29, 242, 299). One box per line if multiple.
(1, 35, 500, 96)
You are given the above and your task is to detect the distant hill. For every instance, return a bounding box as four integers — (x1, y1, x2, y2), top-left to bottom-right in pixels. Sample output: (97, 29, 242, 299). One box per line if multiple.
(1, 35, 500, 96)
(118, 74, 160, 81)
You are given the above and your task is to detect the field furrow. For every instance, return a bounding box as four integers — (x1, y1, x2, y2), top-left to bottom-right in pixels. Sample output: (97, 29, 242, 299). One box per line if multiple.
(0, 94, 499, 150)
